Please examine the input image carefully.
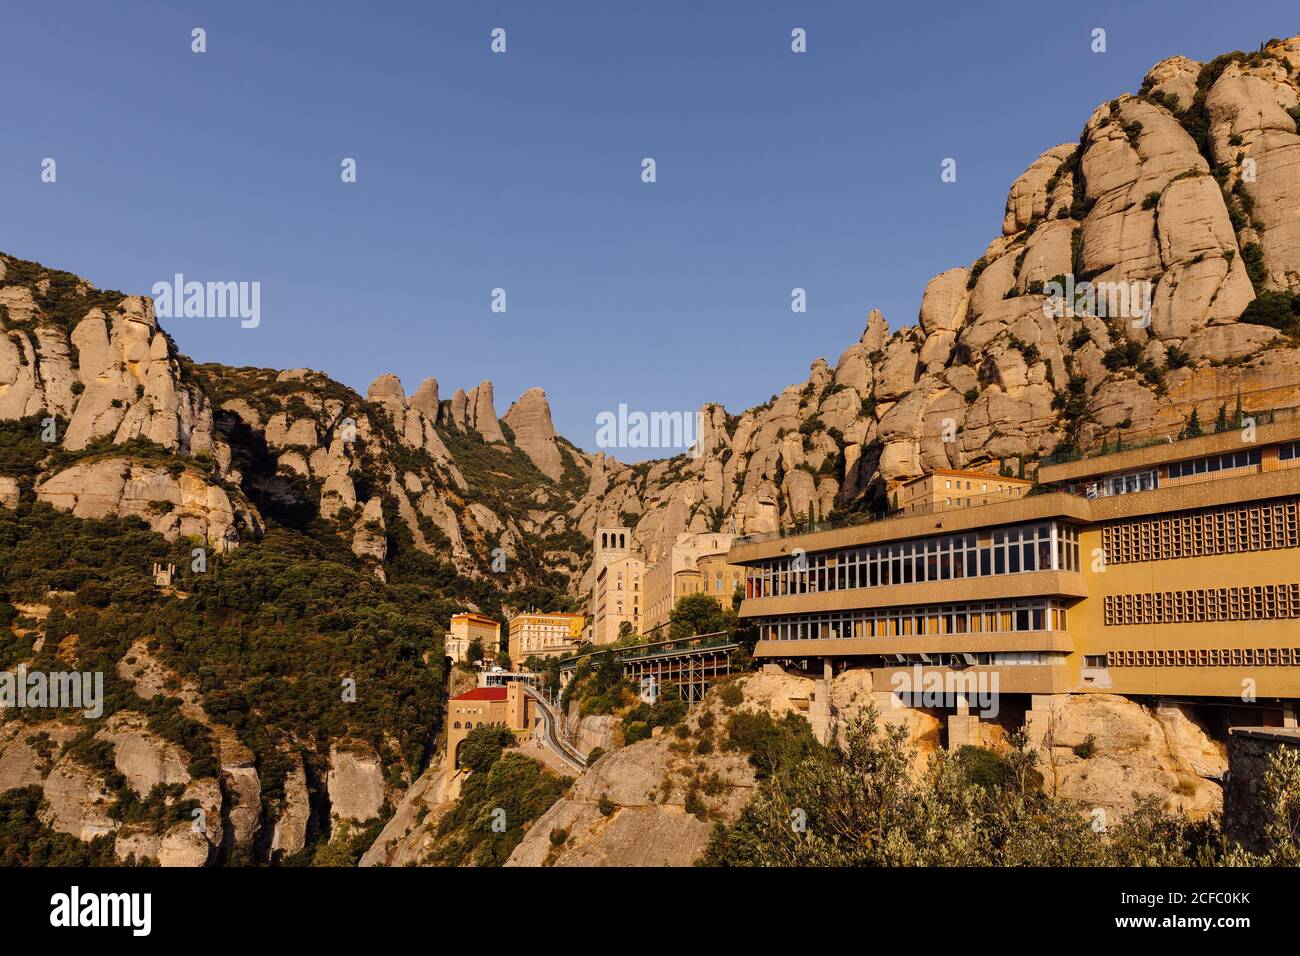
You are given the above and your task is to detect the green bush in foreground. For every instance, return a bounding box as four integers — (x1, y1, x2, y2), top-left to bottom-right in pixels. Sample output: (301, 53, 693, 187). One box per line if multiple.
(702, 707, 1300, 867)
(433, 750, 572, 867)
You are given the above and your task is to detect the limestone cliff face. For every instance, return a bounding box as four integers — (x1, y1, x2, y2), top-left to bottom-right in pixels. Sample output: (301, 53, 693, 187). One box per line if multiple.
(503, 387, 565, 480)
(5, 41, 1300, 585)
(1, 256, 251, 549)
(506, 678, 786, 867)
(0, 636, 335, 866)
(564, 703, 618, 755)
(0, 253, 588, 592)
(0, 708, 227, 866)
(35, 457, 261, 548)
(1030, 694, 1227, 821)
(570, 37, 1300, 566)
(0, 285, 218, 456)
(498, 672, 1230, 867)
(325, 743, 386, 823)
(357, 763, 462, 867)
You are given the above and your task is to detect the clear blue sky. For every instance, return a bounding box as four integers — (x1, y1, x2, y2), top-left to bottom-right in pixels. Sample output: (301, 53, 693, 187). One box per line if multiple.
(2, 1, 1295, 457)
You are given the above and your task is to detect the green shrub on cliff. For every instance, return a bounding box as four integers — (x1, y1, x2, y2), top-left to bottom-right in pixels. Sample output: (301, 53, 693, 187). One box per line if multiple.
(432, 751, 571, 867)
(702, 709, 1229, 867)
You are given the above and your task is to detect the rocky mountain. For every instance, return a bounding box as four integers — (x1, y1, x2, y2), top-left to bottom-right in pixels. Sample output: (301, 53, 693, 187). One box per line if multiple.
(7, 40, 1300, 583)
(3, 35, 1300, 865)
(575, 37, 1300, 564)
(0, 259, 593, 864)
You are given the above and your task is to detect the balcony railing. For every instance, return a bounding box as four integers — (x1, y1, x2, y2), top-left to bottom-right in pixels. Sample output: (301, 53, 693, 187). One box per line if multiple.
(558, 630, 736, 670)
(733, 487, 1047, 547)
(1042, 392, 1300, 466)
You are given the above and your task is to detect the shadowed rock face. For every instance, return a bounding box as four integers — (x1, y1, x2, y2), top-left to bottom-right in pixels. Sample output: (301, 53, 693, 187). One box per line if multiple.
(465, 380, 506, 444)
(503, 387, 564, 480)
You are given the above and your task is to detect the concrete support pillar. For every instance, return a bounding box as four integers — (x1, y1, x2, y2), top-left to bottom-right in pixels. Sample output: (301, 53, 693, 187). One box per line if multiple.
(871, 690, 910, 734)
(1283, 702, 1298, 729)
(1024, 693, 1068, 749)
(809, 665, 832, 746)
(947, 714, 980, 751)
(947, 694, 980, 751)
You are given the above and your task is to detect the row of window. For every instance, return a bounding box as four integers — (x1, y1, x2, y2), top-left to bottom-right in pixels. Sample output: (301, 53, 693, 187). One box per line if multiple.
(1279, 442, 1300, 461)
(1107, 647, 1300, 667)
(1081, 469, 1158, 498)
(703, 570, 743, 593)
(1103, 584, 1300, 626)
(745, 523, 1081, 599)
(883, 652, 1065, 667)
(1166, 448, 1261, 479)
(1101, 499, 1300, 564)
(755, 599, 1070, 642)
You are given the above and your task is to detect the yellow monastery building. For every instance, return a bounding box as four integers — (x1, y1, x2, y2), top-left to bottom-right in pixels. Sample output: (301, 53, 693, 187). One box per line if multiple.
(642, 532, 745, 635)
(730, 417, 1300, 745)
(897, 468, 1033, 514)
(507, 611, 587, 662)
(446, 612, 501, 664)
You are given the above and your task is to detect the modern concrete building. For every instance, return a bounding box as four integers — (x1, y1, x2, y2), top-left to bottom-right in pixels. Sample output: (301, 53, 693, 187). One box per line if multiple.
(730, 417, 1300, 748)
(446, 612, 501, 664)
(897, 468, 1033, 514)
(445, 684, 537, 772)
(507, 611, 587, 662)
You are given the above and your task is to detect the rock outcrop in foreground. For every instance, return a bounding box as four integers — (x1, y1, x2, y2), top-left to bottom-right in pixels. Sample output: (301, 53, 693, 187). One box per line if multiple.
(501, 671, 1230, 867)
(506, 676, 797, 867)
(1029, 693, 1227, 821)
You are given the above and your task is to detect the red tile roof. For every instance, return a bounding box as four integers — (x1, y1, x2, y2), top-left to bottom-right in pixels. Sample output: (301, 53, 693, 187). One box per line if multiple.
(453, 687, 509, 702)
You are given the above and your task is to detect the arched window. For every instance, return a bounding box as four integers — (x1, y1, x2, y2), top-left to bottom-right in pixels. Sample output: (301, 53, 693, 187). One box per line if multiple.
(453, 721, 461, 729)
